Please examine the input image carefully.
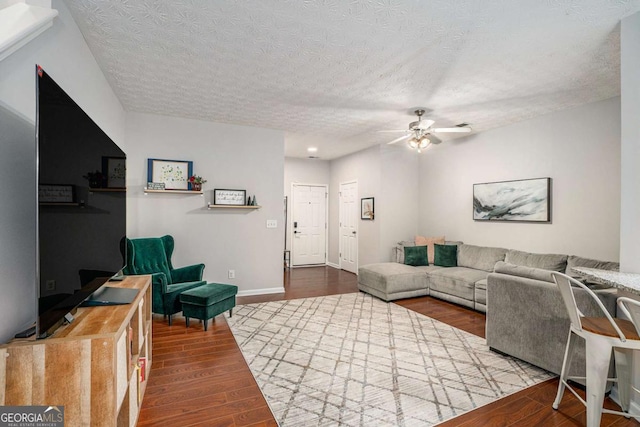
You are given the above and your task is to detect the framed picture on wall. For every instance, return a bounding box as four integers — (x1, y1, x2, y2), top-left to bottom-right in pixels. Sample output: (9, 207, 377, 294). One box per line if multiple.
(102, 156, 126, 188)
(214, 189, 247, 206)
(361, 197, 374, 220)
(473, 177, 551, 222)
(147, 158, 193, 190)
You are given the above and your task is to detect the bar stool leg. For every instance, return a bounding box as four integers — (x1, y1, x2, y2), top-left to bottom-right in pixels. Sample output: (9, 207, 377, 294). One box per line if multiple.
(614, 347, 633, 412)
(553, 330, 577, 409)
(585, 338, 613, 427)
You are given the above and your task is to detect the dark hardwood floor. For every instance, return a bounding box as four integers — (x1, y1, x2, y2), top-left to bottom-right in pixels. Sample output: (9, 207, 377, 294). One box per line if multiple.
(138, 266, 638, 427)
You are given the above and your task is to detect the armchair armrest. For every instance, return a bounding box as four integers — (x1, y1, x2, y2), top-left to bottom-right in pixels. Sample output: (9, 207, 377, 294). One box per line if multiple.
(150, 272, 168, 294)
(171, 264, 205, 283)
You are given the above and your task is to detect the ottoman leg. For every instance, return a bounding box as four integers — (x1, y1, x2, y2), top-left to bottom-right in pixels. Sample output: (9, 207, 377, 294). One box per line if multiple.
(185, 317, 190, 328)
(168, 314, 172, 326)
(204, 319, 208, 331)
(229, 308, 233, 317)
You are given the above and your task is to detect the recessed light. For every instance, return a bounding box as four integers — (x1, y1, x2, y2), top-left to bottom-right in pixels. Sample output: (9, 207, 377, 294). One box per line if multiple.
(307, 147, 318, 153)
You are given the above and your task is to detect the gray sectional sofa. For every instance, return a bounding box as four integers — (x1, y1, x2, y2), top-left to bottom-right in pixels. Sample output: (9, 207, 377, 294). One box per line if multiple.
(358, 243, 507, 311)
(358, 242, 620, 378)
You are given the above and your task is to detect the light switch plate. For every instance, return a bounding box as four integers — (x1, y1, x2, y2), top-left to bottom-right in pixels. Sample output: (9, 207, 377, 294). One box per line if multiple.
(266, 220, 277, 228)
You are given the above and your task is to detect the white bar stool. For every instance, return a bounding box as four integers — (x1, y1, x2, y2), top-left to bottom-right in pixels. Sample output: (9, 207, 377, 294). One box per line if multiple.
(551, 272, 640, 427)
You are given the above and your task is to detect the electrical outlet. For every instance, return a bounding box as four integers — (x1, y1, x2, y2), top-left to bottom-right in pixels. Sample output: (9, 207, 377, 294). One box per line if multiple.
(45, 280, 56, 291)
(266, 219, 277, 228)
(228, 270, 235, 279)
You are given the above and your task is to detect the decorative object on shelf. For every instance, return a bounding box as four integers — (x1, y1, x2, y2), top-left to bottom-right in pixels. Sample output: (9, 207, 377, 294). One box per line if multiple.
(361, 197, 374, 220)
(147, 158, 193, 190)
(473, 177, 551, 222)
(102, 156, 126, 188)
(189, 175, 207, 191)
(251, 195, 257, 206)
(39, 184, 75, 203)
(214, 189, 246, 206)
(82, 170, 104, 188)
(146, 182, 165, 190)
(247, 195, 252, 205)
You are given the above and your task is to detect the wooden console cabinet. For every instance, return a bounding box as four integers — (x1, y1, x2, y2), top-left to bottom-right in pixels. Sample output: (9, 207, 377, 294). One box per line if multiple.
(0, 275, 152, 427)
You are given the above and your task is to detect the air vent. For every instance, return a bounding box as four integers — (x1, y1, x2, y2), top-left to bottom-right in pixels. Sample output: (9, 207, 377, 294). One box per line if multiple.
(456, 123, 470, 127)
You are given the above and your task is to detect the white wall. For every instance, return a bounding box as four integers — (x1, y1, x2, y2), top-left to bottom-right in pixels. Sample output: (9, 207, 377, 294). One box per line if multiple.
(125, 112, 285, 295)
(328, 144, 420, 267)
(418, 97, 621, 261)
(620, 12, 640, 273)
(379, 144, 420, 261)
(0, 0, 125, 343)
(329, 146, 381, 267)
(284, 157, 330, 252)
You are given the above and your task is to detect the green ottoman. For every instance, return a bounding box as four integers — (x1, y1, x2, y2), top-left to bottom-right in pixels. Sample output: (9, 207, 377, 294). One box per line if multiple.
(180, 283, 238, 331)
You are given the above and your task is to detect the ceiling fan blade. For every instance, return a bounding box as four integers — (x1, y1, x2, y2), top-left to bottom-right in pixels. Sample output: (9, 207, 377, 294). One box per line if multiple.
(377, 130, 410, 133)
(387, 134, 411, 145)
(428, 134, 442, 144)
(432, 127, 472, 133)
(414, 119, 435, 130)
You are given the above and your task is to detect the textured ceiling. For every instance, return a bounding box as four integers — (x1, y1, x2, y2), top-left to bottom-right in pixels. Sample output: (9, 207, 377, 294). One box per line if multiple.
(64, 0, 640, 159)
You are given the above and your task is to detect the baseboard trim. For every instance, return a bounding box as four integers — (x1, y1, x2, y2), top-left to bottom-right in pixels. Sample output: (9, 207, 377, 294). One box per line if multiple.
(326, 262, 340, 269)
(237, 287, 285, 297)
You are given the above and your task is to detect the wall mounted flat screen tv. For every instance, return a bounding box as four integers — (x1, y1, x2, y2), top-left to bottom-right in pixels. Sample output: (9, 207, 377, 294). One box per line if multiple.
(36, 65, 127, 338)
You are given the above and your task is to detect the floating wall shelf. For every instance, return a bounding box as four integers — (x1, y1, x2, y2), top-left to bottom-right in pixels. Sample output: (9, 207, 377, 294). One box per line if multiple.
(207, 204, 261, 210)
(144, 189, 203, 195)
(0, 1, 59, 62)
(89, 188, 126, 193)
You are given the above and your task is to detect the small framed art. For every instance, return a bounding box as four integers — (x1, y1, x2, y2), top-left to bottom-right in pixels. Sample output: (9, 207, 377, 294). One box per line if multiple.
(102, 156, 126, 188)
(39, 184, 75, 203)
(361, 197, 374, 220)
(147, 158, 193, 190)
(214, 189, 247, 206)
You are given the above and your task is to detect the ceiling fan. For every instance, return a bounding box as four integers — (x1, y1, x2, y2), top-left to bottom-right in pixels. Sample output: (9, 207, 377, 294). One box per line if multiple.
(380, 109, 472, 153)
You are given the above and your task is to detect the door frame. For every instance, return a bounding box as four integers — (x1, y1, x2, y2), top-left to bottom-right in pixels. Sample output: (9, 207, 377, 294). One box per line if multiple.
(290, 182, 329, 267)
(338, 180, 358, 273)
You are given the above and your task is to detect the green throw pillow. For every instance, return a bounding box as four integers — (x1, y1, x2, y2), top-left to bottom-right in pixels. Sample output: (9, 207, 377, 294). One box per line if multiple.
(434, 244, 457, 267)
(404, 245, 428, 266)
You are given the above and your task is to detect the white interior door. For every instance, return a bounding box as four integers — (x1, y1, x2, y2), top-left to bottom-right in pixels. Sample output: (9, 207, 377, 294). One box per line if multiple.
(292, 184, 327, 266)
(339, 181, 358, 274)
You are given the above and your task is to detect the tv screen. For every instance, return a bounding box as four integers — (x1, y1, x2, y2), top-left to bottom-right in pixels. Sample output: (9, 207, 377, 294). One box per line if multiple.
(37, 65, 126, 338)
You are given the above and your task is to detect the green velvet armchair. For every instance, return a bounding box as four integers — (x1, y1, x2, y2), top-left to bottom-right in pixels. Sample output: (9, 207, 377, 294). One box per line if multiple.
(123, 235, 205, 325)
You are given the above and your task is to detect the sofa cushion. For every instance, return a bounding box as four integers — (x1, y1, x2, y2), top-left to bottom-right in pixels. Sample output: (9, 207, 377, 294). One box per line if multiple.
(565, 255, 620, 278)
(475, 279, 487, 306)
(393, 241, 415, 263)
(505, 249, 567, 272)
(428, 267, 489, 301)
(458, 244, 507, 272)
(434, 244, 457, 267)
(494, 261, 554, 283)
(404, 246, 428, 266)
(415, 235, 445, 264)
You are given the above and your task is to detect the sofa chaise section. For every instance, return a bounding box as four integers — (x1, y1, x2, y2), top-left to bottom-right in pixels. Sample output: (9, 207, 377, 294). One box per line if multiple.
(357, 263, 443, 301)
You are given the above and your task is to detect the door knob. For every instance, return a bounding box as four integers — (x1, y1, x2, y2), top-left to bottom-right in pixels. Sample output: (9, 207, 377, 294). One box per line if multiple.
(352, 231, 357, 235)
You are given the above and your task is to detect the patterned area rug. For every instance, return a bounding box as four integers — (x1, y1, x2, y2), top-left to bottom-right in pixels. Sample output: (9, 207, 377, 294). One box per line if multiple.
(227, 293, 552, 426)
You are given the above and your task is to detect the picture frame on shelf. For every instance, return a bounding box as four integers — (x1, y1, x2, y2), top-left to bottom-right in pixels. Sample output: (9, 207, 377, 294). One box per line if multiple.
(214, 189, 247, 206)
(39, 184, 75, 203)
(102, 156, 126, 188)
(147, 158, 193, 190)
(361, 197, 374, 220)
(473, 177, 551, 222)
